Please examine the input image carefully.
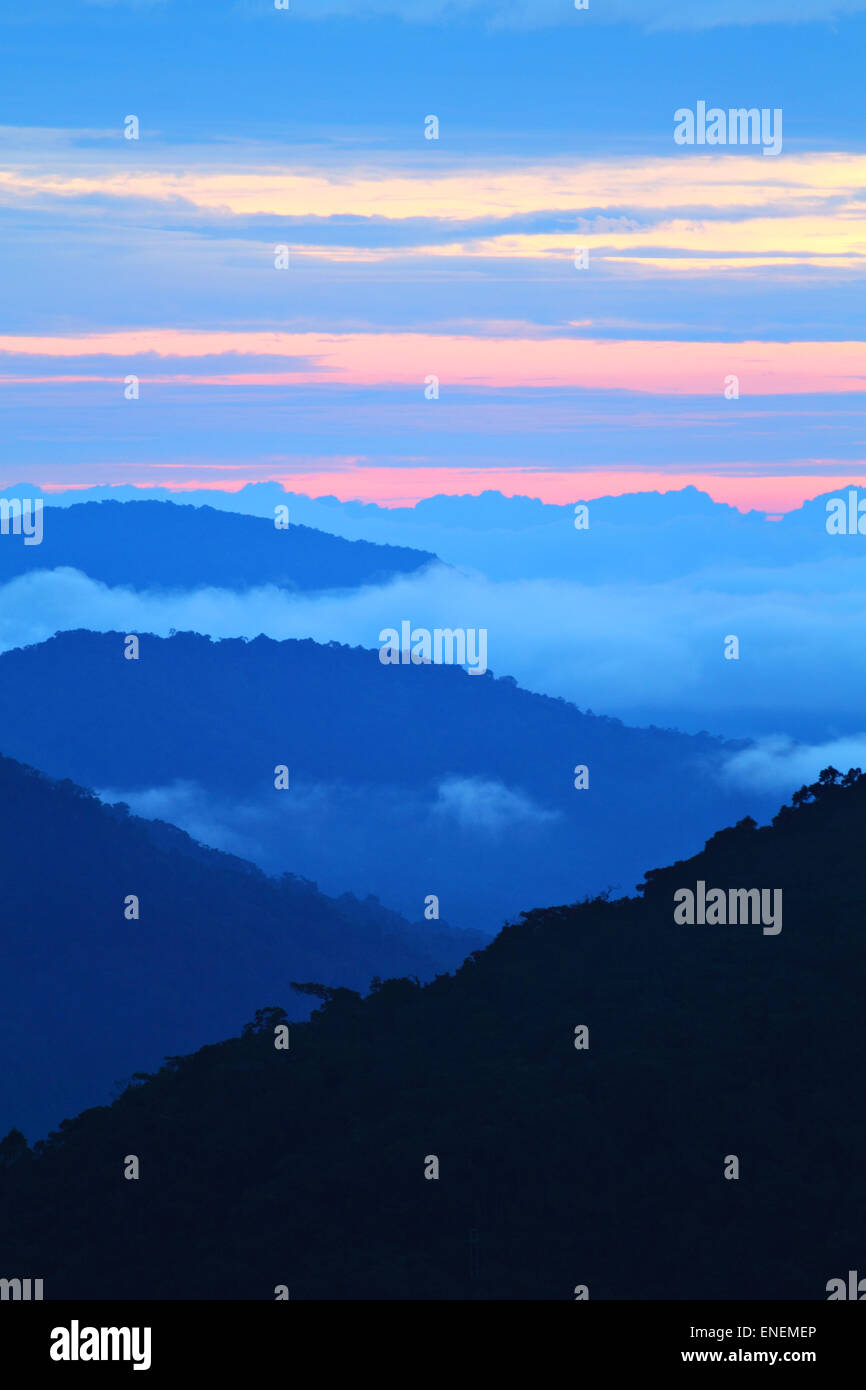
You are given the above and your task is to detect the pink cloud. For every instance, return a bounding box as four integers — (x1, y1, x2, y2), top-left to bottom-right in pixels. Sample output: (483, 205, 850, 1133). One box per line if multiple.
(1, 330, 864, 395)
(35, 466, 866, 514)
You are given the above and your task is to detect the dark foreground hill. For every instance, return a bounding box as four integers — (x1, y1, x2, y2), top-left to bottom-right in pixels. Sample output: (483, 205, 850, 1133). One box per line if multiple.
(0, 630, 775, 931)
(0, 499, 436, 591)
(1, 768, 863, 1299)
(0, 755, 483, 1142)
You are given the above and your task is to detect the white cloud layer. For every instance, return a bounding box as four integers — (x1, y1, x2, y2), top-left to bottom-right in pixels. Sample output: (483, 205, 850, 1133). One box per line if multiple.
(2, 559, 866, 745)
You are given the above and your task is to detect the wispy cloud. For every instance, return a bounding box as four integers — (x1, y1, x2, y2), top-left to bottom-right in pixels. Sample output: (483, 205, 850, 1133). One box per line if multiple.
(4, 152, 865, 221)
(433, 776, 560, 833)
(244, 0, 866, 32)
(15, 0, 866, 26)
(721, 734, 866, 792)
(1, 328, 863, 395)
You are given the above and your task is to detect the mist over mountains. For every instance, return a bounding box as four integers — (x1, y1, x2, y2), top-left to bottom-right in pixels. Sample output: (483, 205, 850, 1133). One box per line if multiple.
(5, 0, 865, 1320)
(3, 768, 862, 1299)
(0, 752, 483, 1142)
(3, 489, 865, 747)
(0, 629, 778, 935)
(0, 485, 859, 1174)
(10, 481, 863, 581)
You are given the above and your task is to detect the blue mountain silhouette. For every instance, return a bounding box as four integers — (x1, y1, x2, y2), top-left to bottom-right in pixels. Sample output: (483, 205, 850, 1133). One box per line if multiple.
(0, 753, 483, 1141)
(0, 629, 777, 932)
(0, 499, 436, 591)
(1, 768, 862, 1298)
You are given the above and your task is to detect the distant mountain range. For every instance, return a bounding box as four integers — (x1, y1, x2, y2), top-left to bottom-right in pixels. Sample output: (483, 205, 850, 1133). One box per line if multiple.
(2, 490, 865, 748)
(2, 767, 861, 1298)
(0, 629, 778, 933)
(0, 499, 437, 592)
(0, 753, 484, 1142)
(7, 482, 866, 581)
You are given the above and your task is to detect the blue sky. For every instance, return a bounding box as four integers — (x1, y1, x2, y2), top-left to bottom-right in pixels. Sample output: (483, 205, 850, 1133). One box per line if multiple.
(1, 0, 864, 507)
(4, 2, 864, 151)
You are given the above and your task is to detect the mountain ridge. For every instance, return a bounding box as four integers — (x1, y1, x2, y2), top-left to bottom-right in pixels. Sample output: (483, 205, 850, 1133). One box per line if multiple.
(1, 766, 861, 1299)
(0, 751, 483, 1142)
(0, 628, 771, 931)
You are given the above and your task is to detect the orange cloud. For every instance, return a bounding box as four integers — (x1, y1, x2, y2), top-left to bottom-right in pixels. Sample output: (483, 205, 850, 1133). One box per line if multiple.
(3, 152, 866, 220)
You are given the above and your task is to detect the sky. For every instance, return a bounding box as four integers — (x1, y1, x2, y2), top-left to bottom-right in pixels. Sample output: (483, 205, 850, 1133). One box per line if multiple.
(1, 0, 865, 510)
